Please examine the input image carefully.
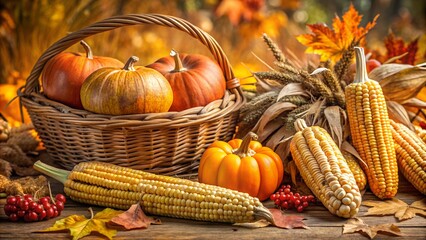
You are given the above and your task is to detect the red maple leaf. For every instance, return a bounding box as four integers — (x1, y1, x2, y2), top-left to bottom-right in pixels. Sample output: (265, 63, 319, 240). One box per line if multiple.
(384, 32, 419, 65)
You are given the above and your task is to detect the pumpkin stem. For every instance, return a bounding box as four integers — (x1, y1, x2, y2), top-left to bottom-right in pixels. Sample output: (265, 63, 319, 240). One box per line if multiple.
(123, 56, 139, 71)
(80, 40, 93, 59)
(170, 49, 186, 72)
(234, 132, 258, 157)
(294, 118, 308, 132)
(353, 47, 369, 84)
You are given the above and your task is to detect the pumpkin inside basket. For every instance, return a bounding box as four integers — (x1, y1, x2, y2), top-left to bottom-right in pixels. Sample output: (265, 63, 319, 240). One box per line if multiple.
(18, 14, 245, 176)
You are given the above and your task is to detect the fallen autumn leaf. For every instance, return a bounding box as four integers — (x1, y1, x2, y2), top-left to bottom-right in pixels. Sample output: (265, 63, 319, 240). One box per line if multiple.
(362, 198, 426, 220)
(107, 203, 161, 230)
(343, 217, 404, 239)
(35, 207, 123, 240)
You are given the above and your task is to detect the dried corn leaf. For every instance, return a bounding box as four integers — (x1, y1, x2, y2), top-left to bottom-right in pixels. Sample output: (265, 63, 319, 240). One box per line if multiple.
(324, 106, 346, 147)
(310, 67, 328, 75)
(288, 160, 298, 185)
(386, 101, 415, 131)
(375, 65, 426, 102)
(276, 83, 310, 102)
(341, 141, 367, 169)
(369, 63, 412, 80)
(252, 102, 297, 134)
(304, 99, 327, 126)
(275, 141, 292, 166)
(256, 118, 285, 143)
(264, 125, 294, 166)
(265, 125, 294, 152)
(255, 76, 275, 93)
(343, 116, 352, 140)
(401, 97, 426, 108)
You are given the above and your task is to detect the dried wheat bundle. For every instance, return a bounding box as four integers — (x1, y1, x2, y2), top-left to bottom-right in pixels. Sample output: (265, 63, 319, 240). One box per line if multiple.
(237, 34, 357, 169)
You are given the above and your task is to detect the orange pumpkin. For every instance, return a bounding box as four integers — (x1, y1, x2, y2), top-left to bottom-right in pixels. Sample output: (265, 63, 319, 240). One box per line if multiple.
(146, 49, 225, 111)
(198, 132, 284, 201)
(80, 56, 173, 115)
(41, 41, 123, 109)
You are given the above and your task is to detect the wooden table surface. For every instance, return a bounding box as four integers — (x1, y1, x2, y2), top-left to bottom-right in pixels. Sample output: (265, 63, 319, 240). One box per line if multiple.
(1, 155, 425, 240)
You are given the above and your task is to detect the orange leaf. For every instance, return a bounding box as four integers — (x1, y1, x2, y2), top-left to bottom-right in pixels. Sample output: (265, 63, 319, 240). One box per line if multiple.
(269, 208, 308, 229)
(215, 0, 264, 26)
(216, 0, 246, 26)
(107, 203, 161, 230)
(296, 3, 378, 62)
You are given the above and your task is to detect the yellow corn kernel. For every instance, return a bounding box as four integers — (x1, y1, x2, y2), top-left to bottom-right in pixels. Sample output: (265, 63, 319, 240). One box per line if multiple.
(290, 119, 361, 218)
(390, 120, 426, 194)
(414, 125, 426, 144)
(53, 161, 272, 223)
(341, 151, 367, 191)
(345, 47, 398, 199)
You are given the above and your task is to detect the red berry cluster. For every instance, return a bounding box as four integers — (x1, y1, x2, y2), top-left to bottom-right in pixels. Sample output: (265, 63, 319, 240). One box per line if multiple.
(3, 193, 66, 222)
(270, 185, 316, 212)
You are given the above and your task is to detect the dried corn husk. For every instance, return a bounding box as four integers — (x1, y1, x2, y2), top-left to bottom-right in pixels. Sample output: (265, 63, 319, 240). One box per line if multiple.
(237, 35, 358, 178)
(276, 83, 310, 101)
(252, 102, 297, 138)
(401, 97, 426, 108)
(370, 64, 426, 102)
(386, 101, 415, 131)
(369, 63, 412, 80)
(324, 106, 347, 147)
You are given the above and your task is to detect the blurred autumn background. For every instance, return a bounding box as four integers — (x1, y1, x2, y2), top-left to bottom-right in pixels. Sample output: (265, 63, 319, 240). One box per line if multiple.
(0, 0, 425, 126)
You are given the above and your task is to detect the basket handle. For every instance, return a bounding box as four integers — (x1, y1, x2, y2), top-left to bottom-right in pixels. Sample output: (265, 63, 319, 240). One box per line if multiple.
(23, 13, 240, 95)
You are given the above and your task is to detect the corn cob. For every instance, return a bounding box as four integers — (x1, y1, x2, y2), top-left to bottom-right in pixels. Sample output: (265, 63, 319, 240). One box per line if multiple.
(33, 161, 274, 224)
(345, 47, 398, 199)
(414, 125, 426, 144)
(341, 151, 367, 191)
(290, 119, 361, 218)
(390, 120, 426, 194)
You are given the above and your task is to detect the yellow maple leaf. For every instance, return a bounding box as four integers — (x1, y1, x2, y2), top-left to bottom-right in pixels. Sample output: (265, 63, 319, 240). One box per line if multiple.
(296, 3, 379, 62)
(36, 208, 123, 240)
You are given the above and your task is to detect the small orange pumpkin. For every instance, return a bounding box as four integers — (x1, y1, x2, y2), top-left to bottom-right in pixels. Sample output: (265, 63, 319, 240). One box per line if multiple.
(198, 132, 284, 201)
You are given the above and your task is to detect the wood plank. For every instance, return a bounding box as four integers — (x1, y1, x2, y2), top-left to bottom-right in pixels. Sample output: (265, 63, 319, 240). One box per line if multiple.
(1, 156, 425, 239)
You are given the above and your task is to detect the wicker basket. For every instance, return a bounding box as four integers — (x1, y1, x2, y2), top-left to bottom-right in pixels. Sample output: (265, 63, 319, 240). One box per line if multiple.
(18, 14, 245, 176)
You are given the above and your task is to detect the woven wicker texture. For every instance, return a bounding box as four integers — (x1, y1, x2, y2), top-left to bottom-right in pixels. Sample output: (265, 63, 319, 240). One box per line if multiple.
(19, 14, 245, 175)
